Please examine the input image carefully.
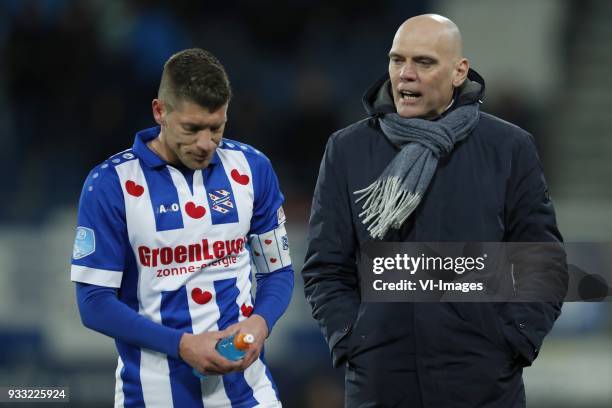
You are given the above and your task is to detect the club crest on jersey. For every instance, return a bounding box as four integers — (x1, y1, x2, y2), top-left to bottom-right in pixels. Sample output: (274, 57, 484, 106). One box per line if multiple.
(73, 226, 95, 259)
(208, 189, 234, 214)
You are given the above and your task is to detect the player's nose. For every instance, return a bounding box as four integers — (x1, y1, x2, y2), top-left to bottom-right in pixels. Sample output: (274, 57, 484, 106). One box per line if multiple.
(195, 131, 217, 152)
(399, 62, 417, 81)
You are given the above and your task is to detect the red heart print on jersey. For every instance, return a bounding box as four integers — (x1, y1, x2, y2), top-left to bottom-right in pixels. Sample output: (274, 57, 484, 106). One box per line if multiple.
(241, 303, 253, 317)
(264, 239, 273, 245)
(270, 258, 277, 263)
(185, 202, 206, 219)
(191, 288, 212, 305)
(254, 251, 261, 256)
(231, 169, 250, 185)
(125, 180, 144, 197)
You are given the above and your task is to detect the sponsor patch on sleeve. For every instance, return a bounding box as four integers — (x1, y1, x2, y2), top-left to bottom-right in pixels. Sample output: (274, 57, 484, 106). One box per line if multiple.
(72, 226, 96, 260)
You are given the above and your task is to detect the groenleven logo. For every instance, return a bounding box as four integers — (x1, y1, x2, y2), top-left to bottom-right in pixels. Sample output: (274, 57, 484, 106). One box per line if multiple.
(137, 237, 246, 267)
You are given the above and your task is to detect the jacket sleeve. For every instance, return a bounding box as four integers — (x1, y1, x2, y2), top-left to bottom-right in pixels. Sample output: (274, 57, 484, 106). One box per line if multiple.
(302, 135, 361, 367)
(501, 132, 568, 366)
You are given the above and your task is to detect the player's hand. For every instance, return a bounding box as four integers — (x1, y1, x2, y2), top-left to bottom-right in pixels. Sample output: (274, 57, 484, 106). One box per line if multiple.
(179, 328, 242, 375)
(224, 314, 269, 371)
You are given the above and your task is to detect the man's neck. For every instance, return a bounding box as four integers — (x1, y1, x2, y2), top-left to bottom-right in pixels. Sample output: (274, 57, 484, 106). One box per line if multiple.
(147, 132, 177, 166)
(427, 95, 456, 120)
(443, 96, 455, 113)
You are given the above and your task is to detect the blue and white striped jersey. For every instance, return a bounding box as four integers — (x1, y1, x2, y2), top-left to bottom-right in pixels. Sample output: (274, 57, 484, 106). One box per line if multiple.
(71, 126, 292, 407)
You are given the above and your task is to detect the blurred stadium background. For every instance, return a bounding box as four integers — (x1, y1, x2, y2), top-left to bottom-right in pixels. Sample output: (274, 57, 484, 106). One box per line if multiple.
(0, 0, 611, 407)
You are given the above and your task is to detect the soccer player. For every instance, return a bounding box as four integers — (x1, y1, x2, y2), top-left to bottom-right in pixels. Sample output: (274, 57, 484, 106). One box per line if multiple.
(71, 48, 293, 407)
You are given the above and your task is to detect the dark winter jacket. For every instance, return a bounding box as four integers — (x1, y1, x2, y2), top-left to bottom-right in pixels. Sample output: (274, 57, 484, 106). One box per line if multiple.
(302, 69, 567, 408)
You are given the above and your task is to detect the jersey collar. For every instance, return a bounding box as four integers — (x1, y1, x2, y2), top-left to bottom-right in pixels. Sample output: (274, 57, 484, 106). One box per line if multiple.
(133, 126, 220, 169)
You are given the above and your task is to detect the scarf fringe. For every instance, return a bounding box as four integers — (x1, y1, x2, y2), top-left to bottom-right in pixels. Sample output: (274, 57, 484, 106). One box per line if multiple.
(354, 177, 421, 239)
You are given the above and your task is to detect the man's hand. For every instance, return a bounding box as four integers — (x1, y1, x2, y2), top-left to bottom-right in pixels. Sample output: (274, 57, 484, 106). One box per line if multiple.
(224, 314, 269, 371)
(179, 327, 242, 376)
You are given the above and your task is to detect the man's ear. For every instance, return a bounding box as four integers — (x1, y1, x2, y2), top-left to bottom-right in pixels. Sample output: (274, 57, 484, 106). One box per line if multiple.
(453, 58, 469, 88)
(152, 99, 165, 126)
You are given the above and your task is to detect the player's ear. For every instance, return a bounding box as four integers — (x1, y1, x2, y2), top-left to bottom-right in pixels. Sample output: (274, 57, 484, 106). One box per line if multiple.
(152, 99, 165, 126)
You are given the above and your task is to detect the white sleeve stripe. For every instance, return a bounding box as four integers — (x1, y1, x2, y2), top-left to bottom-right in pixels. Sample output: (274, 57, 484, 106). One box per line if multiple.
(279, 228, 291, 267)
(258, 235, 271, 272)
(71, 265, 123, 288)
(273, 228, 285, 268)
(257, 235, 267, 271)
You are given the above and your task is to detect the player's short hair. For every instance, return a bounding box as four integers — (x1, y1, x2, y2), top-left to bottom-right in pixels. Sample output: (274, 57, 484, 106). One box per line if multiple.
(158, 48, 232, 112)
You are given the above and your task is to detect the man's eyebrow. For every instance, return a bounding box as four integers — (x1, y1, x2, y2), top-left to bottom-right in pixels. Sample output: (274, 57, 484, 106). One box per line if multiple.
(413, 55, 438, 63)
(181, 123, 203, 131)
(388, 52, 404, 59)
(181, 121, 226, 131)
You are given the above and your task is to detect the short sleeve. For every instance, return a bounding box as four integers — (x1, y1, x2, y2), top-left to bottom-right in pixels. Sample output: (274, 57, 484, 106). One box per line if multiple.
(70, 164, 127, 288)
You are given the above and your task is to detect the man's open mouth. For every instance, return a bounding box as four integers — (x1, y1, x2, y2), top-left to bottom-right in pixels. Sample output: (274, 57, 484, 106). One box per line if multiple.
(399, 90, 421, 99)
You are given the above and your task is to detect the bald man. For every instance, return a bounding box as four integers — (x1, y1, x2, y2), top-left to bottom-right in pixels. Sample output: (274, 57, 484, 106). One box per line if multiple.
(389, 14, 467, 120)
(303, 14, 566, 408)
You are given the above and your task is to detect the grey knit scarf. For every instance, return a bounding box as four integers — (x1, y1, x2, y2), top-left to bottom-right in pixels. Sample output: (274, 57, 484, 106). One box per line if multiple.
(354, 101, 480, 239)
